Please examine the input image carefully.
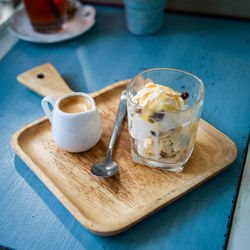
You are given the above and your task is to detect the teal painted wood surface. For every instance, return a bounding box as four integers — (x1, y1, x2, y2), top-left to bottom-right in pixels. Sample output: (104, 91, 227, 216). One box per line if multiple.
(0, 6, 250, 250)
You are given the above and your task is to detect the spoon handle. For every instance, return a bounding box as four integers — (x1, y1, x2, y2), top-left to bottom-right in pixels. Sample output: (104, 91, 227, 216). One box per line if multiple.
(108, 91, 127, 155)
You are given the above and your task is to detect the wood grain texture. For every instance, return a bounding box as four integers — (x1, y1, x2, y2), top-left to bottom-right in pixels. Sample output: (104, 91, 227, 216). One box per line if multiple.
(11, 80, 237, 236)
(17, 63, 73, 98)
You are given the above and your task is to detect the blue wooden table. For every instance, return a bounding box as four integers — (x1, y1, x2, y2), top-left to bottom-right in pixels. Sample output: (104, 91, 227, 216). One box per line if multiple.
(0, 6, 249, 250)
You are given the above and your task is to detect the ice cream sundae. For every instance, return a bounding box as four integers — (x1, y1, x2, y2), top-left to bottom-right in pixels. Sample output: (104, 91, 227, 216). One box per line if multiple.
(127, 81, 201, 170)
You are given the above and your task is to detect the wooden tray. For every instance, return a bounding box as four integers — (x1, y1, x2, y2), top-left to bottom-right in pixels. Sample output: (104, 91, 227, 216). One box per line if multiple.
(11, 64, 237, 235)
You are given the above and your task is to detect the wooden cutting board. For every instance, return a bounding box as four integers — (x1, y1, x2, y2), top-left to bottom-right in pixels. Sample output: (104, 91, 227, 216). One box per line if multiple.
(11, 63, 237, 236)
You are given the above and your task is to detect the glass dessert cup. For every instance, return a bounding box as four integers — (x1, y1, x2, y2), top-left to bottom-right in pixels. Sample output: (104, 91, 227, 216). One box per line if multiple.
(127, 68, 205, 172)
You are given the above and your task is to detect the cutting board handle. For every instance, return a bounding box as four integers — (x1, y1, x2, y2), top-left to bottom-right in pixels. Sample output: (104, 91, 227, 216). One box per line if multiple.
(17, 63, 73, 98)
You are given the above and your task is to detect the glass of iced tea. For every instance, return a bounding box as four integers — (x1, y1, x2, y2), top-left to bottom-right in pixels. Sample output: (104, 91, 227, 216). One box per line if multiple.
(23, 0, 67, 33)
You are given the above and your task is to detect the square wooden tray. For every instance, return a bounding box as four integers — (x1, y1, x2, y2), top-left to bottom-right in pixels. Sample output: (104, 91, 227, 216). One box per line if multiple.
(11, 80, 237, 236)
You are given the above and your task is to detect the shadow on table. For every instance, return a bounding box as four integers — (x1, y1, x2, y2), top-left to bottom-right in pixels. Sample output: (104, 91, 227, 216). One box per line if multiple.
(14, 154, 234, 249)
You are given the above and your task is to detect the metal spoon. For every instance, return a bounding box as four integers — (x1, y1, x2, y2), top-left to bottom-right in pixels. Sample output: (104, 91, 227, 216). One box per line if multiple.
(90, 90, 127, 178)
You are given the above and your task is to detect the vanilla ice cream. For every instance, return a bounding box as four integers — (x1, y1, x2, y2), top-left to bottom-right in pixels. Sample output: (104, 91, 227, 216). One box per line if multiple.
(132, 82, 185, 112)
(127, 82, 199, 165)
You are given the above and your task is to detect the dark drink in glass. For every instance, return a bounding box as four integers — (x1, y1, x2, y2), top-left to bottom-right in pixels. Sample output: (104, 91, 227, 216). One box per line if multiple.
(23, 0, 67, 33)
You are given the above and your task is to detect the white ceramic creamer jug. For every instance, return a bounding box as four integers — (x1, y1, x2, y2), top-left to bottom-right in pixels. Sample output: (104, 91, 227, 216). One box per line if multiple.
(42, 92, 102, 152)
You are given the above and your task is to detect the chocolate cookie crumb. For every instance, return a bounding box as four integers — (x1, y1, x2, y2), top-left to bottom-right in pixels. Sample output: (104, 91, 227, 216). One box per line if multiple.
(150, 131, 156, 136)
(160, 151, 167, 158)
(180, 92, 189, 100)
(151, 112, 164, 121)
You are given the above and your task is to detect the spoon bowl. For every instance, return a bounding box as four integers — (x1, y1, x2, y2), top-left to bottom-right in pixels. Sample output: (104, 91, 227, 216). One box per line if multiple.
(91, 155, 118, 178)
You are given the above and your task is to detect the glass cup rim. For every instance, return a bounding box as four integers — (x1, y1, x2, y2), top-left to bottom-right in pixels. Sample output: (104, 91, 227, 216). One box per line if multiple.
(127, 68, 205, 114)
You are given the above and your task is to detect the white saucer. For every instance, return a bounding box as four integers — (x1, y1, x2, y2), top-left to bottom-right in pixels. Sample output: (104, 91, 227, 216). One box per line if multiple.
(8, 4, 96, 43)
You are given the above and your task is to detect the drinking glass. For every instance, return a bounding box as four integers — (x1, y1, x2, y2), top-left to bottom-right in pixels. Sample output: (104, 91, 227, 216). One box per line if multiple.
(23, 0, 67, 33)
(124, 0, 166, 35)
(126, 68, 205, 172)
